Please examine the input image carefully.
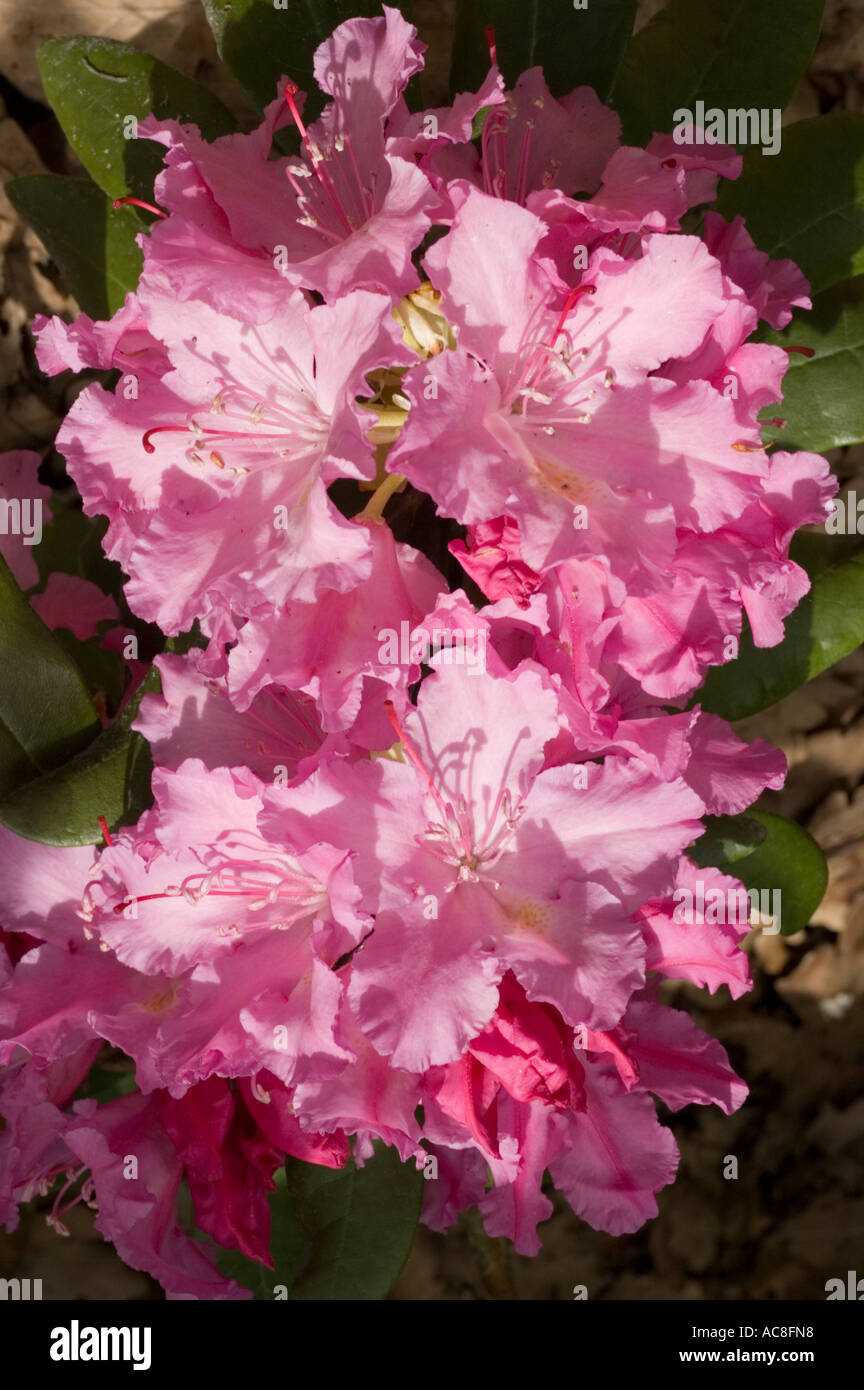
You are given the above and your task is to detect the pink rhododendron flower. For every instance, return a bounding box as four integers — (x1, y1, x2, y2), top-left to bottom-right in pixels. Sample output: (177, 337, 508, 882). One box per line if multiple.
(0, 1042, 100, 1230)
(702, 210, 812, 330)
(133, 651, 345, 780)
(138, 7, 438, 302)
(78, 761, 367, 1093)
(48, 282, 408, 635)
(161, 1075, 290, 1266)
(421, 973, 745, 1252)
(391, 186, 761, 568)
(3, 5, 838, 1294)
(421, 67, 620, 203)
(409, 581, 787, 806)
(64, 1090, 251, 1299)
(263, 663, 705, 1069)
(638, 858, 753, 999)
(222, 520, 444, 733)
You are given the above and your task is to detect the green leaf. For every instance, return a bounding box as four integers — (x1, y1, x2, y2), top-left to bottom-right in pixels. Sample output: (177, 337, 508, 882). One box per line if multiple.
(690, 810, 828, 935)
(52, 629, 129, 712)
(0, 555, 99, 800)
(613, 0, 825, 147)
(38, 37, 237, 204)
(0, 667, 159, 847)
(6, 176, 143, 318)
(698, 535, 864, 721)
(759, 276, 864, 453)
(716, 112, 864, 295)
(201, 0, 387, 114)
(216, 1170, 305, 1299)
(689, 812, 766, 867)
(285, 1143, 423, 1300)
(451, 0, 637, 103)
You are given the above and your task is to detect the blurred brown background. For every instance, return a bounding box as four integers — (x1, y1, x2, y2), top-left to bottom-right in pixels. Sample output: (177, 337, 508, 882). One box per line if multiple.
(0, 0, 862, 1299)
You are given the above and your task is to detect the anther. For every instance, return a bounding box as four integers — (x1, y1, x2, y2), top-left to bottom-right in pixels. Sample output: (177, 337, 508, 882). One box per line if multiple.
(284, 80, 312, 152)
(549, 284, 596, 350)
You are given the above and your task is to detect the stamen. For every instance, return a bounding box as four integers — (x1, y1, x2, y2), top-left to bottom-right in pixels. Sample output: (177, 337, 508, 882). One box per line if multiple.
(342, 131, 374, 221)
(283, 81, 312, 152)
(520, 284, 596, 393)
(549, 284, 596, 351)
(541, 159, 561, 188)
(141, 424, 296, 455)
(480, 108, 510, 197)
(47, 1165, 92, 1236)
(111, 858, 323, 922)
(283, 79, 356, 236)
(97, 815, 113, 847)
(112, 196, 167, 220)
(383, 701, 449, 818)
(514, 121, 534, 205)
(485, 25, 497, 66)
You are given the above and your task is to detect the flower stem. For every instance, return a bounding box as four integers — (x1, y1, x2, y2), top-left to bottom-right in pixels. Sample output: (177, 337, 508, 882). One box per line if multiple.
(356, 472, 407, 523)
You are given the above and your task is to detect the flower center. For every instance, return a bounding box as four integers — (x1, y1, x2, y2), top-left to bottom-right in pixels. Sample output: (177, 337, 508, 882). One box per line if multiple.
(506, 283, 604, 411)
(493, 284, 620, 506)
(78, 850, 327, 936)
(140, 355, 327, 472)
(384, 700, 524, 889)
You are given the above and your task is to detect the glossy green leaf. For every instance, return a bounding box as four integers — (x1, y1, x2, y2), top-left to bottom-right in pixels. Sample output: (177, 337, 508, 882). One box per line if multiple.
(690, 809, 828, 935)
(451, 0, 637, 103)
(689, 812, 766, 868)
(285, 1143, 423, 1300)
(613, 0, 824, 146)
(716, 112, 864, 294)
(216, 1170, 305, 1299)
(698, 535, 864, 721)
(38, 37, 237, 203)
(0, 555, 99, 800)
(6, 176, 143, 318)
(201, 0, 387, 114)
(0, 668, 159, 846)
(759, 276, 864, 453)
(52, 630, 129, 712)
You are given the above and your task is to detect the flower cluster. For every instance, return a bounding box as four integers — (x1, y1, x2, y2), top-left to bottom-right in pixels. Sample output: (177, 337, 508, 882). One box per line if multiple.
(1, 7, 834, 1295)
